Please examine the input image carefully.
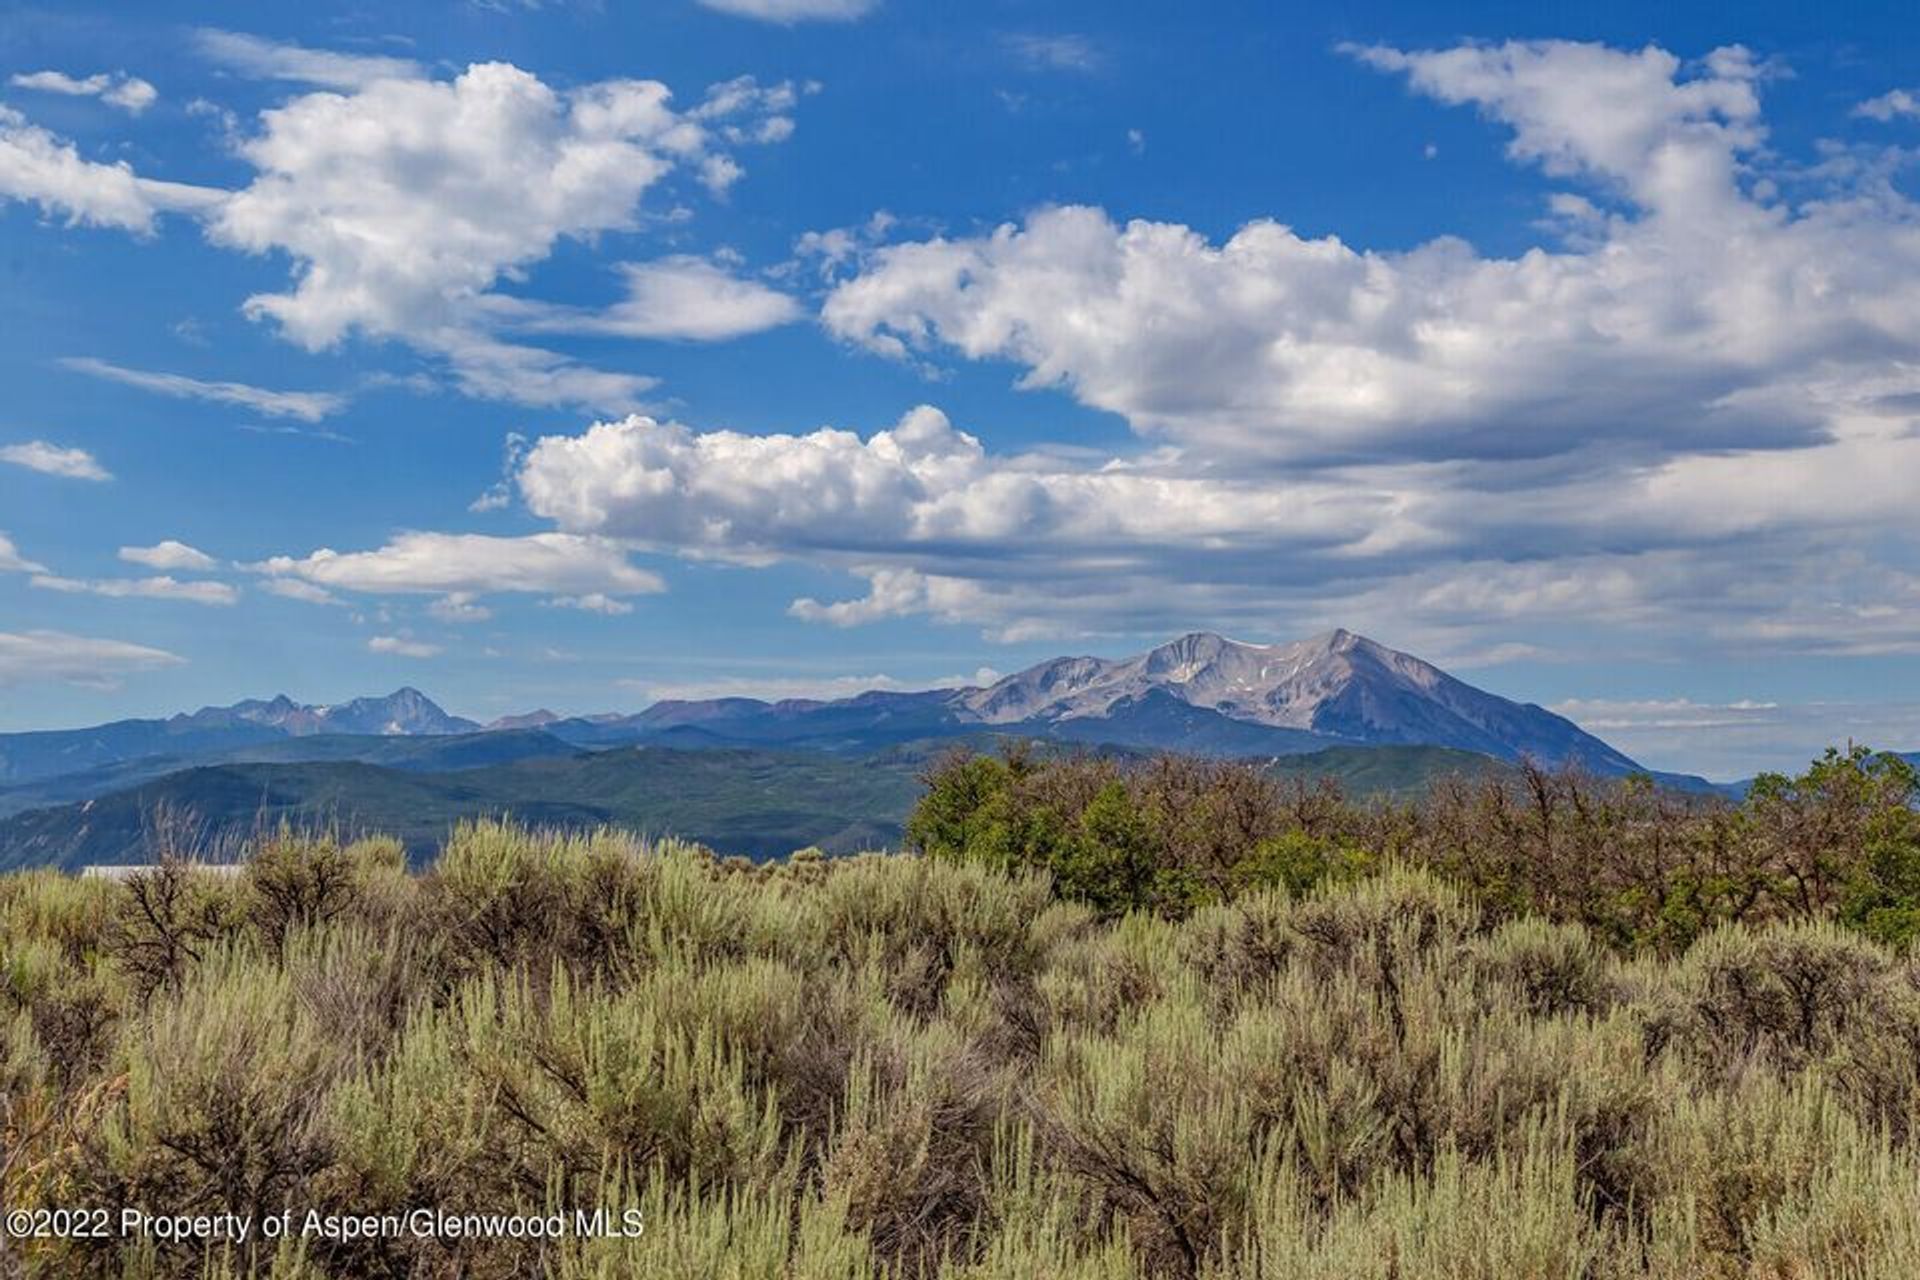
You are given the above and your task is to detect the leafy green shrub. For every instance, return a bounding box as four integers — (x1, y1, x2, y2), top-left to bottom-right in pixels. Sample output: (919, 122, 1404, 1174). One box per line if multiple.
(1231, 829, 1376, 898)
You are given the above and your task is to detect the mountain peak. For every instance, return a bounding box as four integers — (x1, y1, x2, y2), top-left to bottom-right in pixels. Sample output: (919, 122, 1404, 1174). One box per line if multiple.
(1295, 627, 1380, 657)
(1168, 630, 1244, 647)
(1155, 627, 1376, 661)
(1145, 630, 1251, 672)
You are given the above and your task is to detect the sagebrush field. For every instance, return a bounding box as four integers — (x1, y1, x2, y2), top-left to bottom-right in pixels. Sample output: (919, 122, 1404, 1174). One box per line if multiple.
(5, 749, 1920, 1277)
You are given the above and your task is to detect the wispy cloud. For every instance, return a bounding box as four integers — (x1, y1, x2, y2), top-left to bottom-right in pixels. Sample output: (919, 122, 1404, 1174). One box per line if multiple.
(1550, 697, 1920, 778)
(694, 0, 879, 24)
(1003, 33, 1105, 73)
(119, 541, 218, 572)
(428, 593, 493, 623)
(258, 531, 663, 602)
(546, 593, 634, 616)
(31, 574, 239, 606)
(9, 70, 157, 114)
(495, 256, 802, 342)
(0, 533, 47, 575)
(0, 440, 110, 480)
(0, 629, 185, 689)
(236, 423, 355, 444)
(192, 29, 421, 89)
(368, 634, 443, 658)
(618, 666, 996, 703)
(260, 578, 343, 606)
(60, 357, 345, 422)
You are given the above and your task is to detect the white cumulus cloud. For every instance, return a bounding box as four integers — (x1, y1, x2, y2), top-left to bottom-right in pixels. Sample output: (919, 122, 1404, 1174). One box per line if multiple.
(200, 61, 800, 410)
(516, 404, 1403, 562)
(824, 42, 1920, 471)
(9, 49, 802, 414)
(513, 403, 1449, 642)
(774, 40, 1920, 650)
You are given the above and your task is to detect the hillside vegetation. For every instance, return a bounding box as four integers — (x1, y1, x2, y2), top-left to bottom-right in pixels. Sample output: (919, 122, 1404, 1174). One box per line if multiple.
(4, 753, 1920, 1277)
(0, 741, 1502, 872)
(0, 747, 923, 870)
(908, 744, 1920, 951)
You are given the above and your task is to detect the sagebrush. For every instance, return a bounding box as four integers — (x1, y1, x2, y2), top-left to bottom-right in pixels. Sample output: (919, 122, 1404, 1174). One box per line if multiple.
(3, 819, 1920, 1277)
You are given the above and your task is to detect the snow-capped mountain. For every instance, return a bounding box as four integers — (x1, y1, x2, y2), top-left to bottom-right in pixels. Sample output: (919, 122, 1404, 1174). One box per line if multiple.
(217, 688, 480, 737)
(957, 630, 1640, 771)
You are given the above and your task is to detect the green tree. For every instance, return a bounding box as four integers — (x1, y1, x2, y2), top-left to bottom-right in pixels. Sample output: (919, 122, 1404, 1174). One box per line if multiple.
(1051, 781, 1163, 915)
(1751, 746, 1920, 935)
(905, 751, 1020, 866)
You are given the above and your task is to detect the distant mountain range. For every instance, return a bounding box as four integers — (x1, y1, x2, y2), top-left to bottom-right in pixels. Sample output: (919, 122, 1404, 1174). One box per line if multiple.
(0, 688, 480, 786)
(0, 629, 1739, 867)
(514, 629, 1648, 770)
(0, 740, 1506, 873)
(3, 629, 1647, 787)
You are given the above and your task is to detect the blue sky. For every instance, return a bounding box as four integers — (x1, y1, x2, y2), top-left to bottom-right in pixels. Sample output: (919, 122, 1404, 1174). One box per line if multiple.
(3, 0, 1919, 778)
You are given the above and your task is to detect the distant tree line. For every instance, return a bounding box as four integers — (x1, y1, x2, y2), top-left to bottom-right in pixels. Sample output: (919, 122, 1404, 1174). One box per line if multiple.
(907, 744, 1920, 951)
